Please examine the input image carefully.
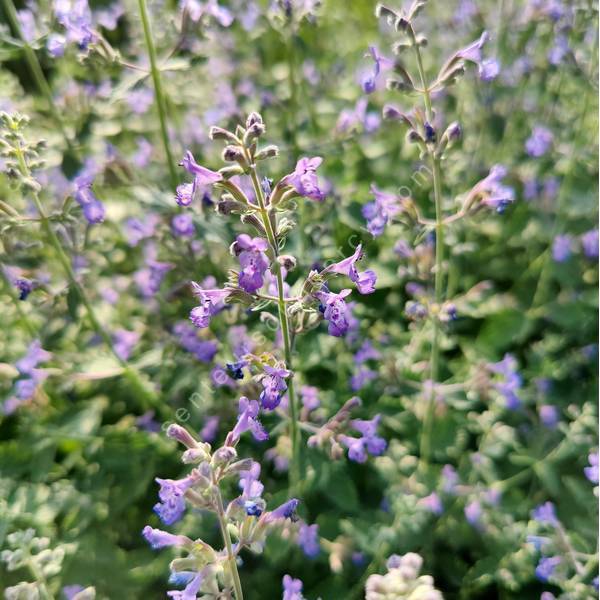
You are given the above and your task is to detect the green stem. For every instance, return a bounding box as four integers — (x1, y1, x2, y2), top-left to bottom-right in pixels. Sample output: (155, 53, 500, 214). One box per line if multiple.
(411, 29, 445, 465)
(1, 0, 73, 152)
(214, 484, 244, 600)
(247, 164, 301, 494)
(137, 0, 178, 190)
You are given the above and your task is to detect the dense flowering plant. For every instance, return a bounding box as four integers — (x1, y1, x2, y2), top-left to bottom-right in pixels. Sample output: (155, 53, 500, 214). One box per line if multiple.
(0, 0, 597, 598)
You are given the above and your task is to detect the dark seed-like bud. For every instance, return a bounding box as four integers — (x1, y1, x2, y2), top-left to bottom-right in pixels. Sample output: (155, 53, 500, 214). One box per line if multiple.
(277, 255, 297, 271)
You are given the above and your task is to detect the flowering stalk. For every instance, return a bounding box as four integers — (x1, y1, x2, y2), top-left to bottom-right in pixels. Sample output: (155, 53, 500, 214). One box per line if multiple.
(409, 24, 445, 466)
(245, 156, 302, 493)
(1, 0, 73, 153)
(137, 0, 178, 189)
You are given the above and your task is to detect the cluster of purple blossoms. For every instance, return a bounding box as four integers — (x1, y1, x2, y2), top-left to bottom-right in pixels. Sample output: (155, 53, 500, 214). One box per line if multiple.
(336, 98, 381, 135)
(134, 244, 174, 298)
(189, 281, 229, 328)
(340, 415, 387, 463)
(3, 341, 52, 415)
(489, 354, 522, 410)
(232, 234, 270, 293)
(362, 185, 404, 237)
(281, 156, 326, 201)
(552, 229, 598, 263)
(173, 321, 218, 363)
(73, 173, 105, 224)
(525, 125, 554, 157)
(124, 214, 160, 247)
(316, 288, 353, 337)
(227, 396, 268, 444)
(49, 0, 96, 57)
(171, 213, 195, 238)
(112, 329, 140, 361)
(297, 523, 320, 558)
(350, 340, 381, 392)
(323, 244, 377, 295)
(260, 365, 290, 410)
(153, 471, 200, 525)
(282, 574, 304, 600)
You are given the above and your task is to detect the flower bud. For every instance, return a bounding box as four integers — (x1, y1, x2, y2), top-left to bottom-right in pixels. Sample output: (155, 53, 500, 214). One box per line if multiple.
(209, 126, 240, 143)
(222, 145, 246, 163)
(167, 424, 198, 449)
(216, 197, 247, 215)
(212, 445, 237, 467)
(277, 255, 297, 271)
(218, 165, 246, 178)
(246, 112, 263, 128)
(255, 145, 279, 160)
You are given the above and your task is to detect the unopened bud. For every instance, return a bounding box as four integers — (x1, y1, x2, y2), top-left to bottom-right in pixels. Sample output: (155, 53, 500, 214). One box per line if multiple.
(209, 126, 240, 143)
(213, 445, 237, 466)
(277, 255, 297, 271)
(255, 145, 279, 160)
(222, 145, 246, 163)
(167, 424, 198, 449)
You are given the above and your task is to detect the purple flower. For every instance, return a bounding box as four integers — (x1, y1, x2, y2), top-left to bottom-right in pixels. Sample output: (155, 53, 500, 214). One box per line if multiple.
(455, 31, 489, 65)
(113, 329, 139, 361)
(53, 0, 96, 51)
(132, 137, 153, 169)
(174, 321, 218, 362)
(239, 461, 264, 501)
(167, 571, 204, 600)
(341, 414, 387, 463)
(142, 525, 191, 549)
(531, 501, 559, 526)
(361, 45, 394, 94)
(73, 174, 105, 224)
(354, 340, 381, 364)
(362, 185, 403, 236)
(126, 87, 154, 114)
(549, 34, 569, 65)
(264, 498, 299, 523)
(581, 229, 598, 259)
(297, 523, 320, 558)
(180, 151, 223, 197)
(47, 33, 66, 57)
(479, 57, 500, 82)
(175, 183, 194, 207)
(282, 157, 325, 201)
(153, 472, 199, 525)
(584, 452, 599, 484)
(189, 282, 230, 328)
(171, 213, 195, 238)
(489, 354, 522, 410)
(442, 464, 459, 493)
(552, 234, 573, 263)
(124, 215, 160, 247)
(282, 574, 304, 600)
(323, 244, 377, 294)
(228, 396, 268, 444)
(260, 365, 290, 410)
(475, 165, 515, 213)
(16, 341, 51, 376)
(350, 367, 377, 391)
(62, 585, 84, 600)
(316, 288, 352, 337)
(525, 126, 554, 157)
(535, 556, 561, 583)
(136, 410, 160, 433)
(233, 234, 270, 293)
(464, 500, 482, 527)
(181, 0, 234, 27)
(539, 404, 559, 429)
(134, 246, 174, 298)
(418, 492, 443, 515)
(300, 385, 320, 411)
(199, 415, 219, 442)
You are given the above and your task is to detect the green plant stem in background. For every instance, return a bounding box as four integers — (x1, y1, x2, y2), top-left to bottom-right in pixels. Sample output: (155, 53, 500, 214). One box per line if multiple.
(247, 163, 302, 494)
(214, 483, 244, 600)
(137, 0, 178, 190)
(1, 0, 74, 153)
(411, 29, 446, 465)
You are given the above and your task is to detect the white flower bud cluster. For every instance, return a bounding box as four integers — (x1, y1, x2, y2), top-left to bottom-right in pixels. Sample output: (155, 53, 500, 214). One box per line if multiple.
(365, 552, 443, 600)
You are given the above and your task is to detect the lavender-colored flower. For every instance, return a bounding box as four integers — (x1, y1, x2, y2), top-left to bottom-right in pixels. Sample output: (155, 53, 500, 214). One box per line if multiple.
(350, 367, 377, 391)
(354, 340, 381, 364)
(134, 246, 174, 298)
(124, 215, 160, 247)
(233, 234, 270, 293)
(16, 340, 52, 376)
(336, 98, 380, 134)
(171, 213, 195, 238)
(362, 184, 403, 236)
(239, 461, 264, 501)
(539, 404, 559, 429)
(199, 415, 219, 442)
(581, 229, 599, 259)
(95, 2, 124, 30)
(153, 472, 199, 525)
(17, 9, 38, 42)
(535, 556, 561, 583)
(62, 585, 84, 600)
(464, 500, 482, 527)
(361, 45, 394, 94)
(73, 174, 105, 224)
(300, 385, 320, 411)
(489, 354, 522, 410)
(454, 31, 488, 65)
(418, 492, 443, 515)
(264, 498, 299, 523)
(47, 33, 67, 56)
(174, 321, 218, 362)
(167, 571, 204, 600)
(297, 523, 320, 558)
(127, 87, 154, 114)
(180, 151, 223, 197)
(341, 414, 387, 463)
(479, 57, 500, 81)
(113, 329, 140, 361)
(189, 282, 230, 328)
(549, 34, 569, 65)
(181, 0, 234, 26)
(442, 464, 459, 493)
(142, 526, 191, 549)
(282, 157, 325, 201)
(474, 165, 515, 213)
(317, 288, 352, 337)
(132, 137, 153, 169)
(228, 396, 268, 444)
(136, 410, 160, 433)
(584, 452, 599, 484)
(525, 126, 554, 157)
(323, 244, 377, 294)
(53, 0, 96, 51)
(531, 501, 559, 526)
(260, 365, 290, 410)
(282, 574, 304, 600)
(175, 183, 194, 207)
(552, 234, 573, 263)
